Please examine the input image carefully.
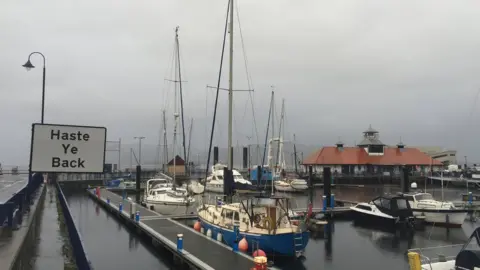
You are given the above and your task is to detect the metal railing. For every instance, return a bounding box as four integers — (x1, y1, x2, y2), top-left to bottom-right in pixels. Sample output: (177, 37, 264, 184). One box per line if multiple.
(56, 181, 93, 269)
(0, 174, 44, 230)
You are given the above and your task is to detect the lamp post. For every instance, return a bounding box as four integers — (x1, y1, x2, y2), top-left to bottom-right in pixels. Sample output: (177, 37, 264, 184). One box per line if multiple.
(22, 52, 46, 124)
(134, 137, 145, 166)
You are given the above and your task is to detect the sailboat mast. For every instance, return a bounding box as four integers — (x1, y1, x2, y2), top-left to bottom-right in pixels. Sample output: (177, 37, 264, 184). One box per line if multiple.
(172, 26, 181, 190)
(176, 26, 188, 175)
(162, 110, 168, 172)
(293, 134, 298, 174)
(227, 0, 234, 170)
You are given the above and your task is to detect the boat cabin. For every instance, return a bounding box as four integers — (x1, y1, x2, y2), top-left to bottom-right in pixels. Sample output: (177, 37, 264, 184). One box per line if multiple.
(359, 195, 412, 217)
(214, 195, 293, 232)
(402, 193, 434, 203)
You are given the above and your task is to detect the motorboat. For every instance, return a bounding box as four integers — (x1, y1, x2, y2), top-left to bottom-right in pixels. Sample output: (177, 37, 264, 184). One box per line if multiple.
(274, 178, 308, 192)
(204, 163, 254, 193)
(106, 178, 136, 189)
(143, 178, 195, 215)
(403, 192, 469, 227)
(350, 194, 415, 232)
(408, 227, 480, 270)
(197, 195, 309, 256)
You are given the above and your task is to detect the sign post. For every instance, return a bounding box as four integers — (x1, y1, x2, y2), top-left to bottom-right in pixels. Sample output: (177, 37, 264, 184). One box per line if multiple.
(30, 124, 107, 173)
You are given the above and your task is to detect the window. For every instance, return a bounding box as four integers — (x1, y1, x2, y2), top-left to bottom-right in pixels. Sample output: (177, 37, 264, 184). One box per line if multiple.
(396, 199, 409, 210)
(381, 198, 390, 209)
(415, 194, 433, 201)
(356, 205, 372, 211)
(404, 196, 414, 202)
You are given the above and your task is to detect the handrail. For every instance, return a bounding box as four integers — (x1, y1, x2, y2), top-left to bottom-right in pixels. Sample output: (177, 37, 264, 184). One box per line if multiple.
(56, 182, 93, 269)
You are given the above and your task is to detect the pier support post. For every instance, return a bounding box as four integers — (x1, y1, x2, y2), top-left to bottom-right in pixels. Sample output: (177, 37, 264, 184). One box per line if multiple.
(135, 165, 141, 203)
(322, 196, 327, 212)
(177, 234, 183, 251)
(323, 167, 332, 208)
(330, 194, 335, 209)
(213, 146, 219, 165)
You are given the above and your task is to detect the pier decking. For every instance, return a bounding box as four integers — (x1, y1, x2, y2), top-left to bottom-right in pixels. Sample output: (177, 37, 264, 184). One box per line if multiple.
(88, 188, 260, 270)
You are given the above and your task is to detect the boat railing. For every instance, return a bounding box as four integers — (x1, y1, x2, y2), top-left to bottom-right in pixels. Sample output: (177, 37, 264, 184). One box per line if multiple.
(408, 244, 464, 268)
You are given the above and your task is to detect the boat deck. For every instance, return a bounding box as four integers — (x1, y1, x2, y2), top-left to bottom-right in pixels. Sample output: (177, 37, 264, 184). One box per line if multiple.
(91, 189, 257, 270)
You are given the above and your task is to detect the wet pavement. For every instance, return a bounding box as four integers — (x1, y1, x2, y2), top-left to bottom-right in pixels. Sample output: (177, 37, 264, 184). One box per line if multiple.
(64, 191, 174, 270)
(32, 185, 71, 269)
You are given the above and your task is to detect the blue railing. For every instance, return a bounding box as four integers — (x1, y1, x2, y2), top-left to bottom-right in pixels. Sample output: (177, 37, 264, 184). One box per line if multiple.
(56, 181, 93, 269)
(0, 173, 44, 229)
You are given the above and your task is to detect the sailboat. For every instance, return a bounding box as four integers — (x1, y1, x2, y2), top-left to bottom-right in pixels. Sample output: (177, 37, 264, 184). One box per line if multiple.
(268, 99, 308, 193)
(197, 0, 309, 257)
(204, 163, 253, 193)
(144, 27, 195, 214)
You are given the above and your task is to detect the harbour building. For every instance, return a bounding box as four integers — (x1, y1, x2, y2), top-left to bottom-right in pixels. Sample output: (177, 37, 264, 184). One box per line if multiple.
(302, 126, 443, 177)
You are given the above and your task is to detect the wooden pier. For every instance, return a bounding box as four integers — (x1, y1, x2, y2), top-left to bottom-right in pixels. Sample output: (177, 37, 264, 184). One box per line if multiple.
(88, 188, 265, 270)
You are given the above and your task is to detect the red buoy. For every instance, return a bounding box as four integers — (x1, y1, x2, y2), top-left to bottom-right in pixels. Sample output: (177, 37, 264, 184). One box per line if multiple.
(253, 249, 266, 257)
(239, 237, 248, 252)
(194, 221, 201, 232)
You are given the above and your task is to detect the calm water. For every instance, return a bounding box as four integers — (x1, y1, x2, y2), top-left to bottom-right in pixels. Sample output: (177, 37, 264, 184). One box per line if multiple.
(64, 191, 175, 270)
(73, 183, 479, 269)
(193, 184, 478, 269)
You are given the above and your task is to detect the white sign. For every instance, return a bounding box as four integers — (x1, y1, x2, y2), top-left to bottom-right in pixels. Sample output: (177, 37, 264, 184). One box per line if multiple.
(30, 124, 107, 173)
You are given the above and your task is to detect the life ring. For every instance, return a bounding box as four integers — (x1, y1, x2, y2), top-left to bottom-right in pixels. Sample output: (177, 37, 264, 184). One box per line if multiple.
(262, 217, 274, 232)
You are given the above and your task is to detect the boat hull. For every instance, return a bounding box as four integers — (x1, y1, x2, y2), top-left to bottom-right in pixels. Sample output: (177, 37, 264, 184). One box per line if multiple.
(145, 201, 191, 215)
(199, 218, 309, 256)
(274, 184, 308, 192)
(412, 210, 468, 227)
(351, 209, 413, 233)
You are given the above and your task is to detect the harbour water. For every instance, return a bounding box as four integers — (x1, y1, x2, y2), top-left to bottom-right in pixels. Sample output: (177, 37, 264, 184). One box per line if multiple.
(64, 191, 174, 270)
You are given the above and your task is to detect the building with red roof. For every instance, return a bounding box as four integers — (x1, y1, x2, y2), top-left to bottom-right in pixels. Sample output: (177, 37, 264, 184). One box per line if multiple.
(302, 126, 443, 177)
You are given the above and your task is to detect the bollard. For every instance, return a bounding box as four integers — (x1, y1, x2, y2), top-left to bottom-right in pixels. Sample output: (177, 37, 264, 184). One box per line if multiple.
(135, 211, 140, 222)
(107, 197, 110, 204)
(177, 234, 183, 251)
(330, 194, 335, 209)
(322, 195, 327, 212)
(119, 203, 123, 212)
(130, 201, 136, 219)
(469, 192, 473, 206)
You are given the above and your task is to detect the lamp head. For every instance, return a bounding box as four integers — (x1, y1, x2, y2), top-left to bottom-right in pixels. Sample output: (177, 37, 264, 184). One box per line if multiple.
(22, 59, 35, 71)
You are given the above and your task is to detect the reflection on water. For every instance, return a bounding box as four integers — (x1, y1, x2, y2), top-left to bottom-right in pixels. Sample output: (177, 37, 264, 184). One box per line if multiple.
(64, 192, 174, 270)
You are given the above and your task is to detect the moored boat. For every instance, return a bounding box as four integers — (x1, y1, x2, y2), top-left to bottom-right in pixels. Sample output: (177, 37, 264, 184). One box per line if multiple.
(144, 178, 195, 215)
(403, 192, 469, 227)
(408, 227, 480, 270)
(197, 195, 309, 256)
(204, 163, 254, 193)
(350, 194, 415, 233)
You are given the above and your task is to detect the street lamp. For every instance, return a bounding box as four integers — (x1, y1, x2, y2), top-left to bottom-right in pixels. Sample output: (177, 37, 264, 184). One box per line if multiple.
(134, 137, 145, 166)
(22, 52, 46, 124)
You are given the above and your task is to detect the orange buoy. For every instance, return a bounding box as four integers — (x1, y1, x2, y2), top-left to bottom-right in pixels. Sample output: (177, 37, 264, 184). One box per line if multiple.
(252, 249, 266, 257)
(194, 221, 201, 232)
(239, 237, 248, 252)
(292, 220, 299, 226)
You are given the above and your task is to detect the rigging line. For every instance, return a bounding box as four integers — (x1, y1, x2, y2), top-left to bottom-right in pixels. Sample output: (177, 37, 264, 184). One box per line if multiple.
(163, 38, 178, 111)
(203, 0, 231, 200)
(235, 1, 260, 147)
(462, 88, 480, 149)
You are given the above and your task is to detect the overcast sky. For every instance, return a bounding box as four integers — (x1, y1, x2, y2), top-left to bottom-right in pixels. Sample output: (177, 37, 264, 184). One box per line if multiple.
(2, 0, 480, 167)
